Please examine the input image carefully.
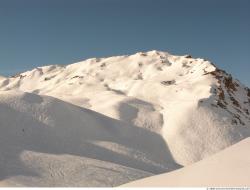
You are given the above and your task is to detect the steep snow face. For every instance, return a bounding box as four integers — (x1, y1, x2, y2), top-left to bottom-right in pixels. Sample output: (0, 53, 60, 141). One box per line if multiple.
(0, 50, 249, 186)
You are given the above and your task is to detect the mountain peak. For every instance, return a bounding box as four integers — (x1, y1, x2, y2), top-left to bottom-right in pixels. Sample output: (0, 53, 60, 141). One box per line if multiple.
(0, 51, 249, 186)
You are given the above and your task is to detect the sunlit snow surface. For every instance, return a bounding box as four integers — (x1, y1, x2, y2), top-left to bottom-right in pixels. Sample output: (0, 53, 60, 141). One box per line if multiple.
(123, 137, 250, 187)
(0, 51, 249, 186)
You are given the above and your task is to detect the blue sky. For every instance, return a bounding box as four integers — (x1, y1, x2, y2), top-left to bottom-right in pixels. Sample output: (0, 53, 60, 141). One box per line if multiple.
(0, 0, 249, 86)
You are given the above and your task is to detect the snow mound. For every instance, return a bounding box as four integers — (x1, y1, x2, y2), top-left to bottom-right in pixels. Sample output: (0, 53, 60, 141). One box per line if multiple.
(122, 137, 250, 187)
(0, 90, 178, 186)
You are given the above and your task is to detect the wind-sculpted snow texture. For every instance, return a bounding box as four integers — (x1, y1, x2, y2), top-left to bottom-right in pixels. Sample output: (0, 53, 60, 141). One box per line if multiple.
(0, 51, 249, 186)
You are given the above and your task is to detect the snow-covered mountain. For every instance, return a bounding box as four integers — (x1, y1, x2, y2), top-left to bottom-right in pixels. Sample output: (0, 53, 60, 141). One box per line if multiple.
(0, 50, 249, 186)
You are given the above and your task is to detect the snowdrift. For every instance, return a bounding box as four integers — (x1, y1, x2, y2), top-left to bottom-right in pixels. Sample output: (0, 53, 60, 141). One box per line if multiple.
(122, 137, 250, 187)
(0, 90, 178, 186)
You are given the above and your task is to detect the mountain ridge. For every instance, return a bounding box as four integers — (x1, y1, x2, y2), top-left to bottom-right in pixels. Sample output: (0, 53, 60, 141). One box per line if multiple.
(0, 50, 249, 186)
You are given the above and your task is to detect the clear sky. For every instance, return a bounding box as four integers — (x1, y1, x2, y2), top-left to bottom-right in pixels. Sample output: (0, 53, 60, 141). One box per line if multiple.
(0, 0, 249, 86)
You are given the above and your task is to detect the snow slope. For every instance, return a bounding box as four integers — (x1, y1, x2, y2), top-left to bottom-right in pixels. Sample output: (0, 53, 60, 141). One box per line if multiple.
(0, 50, 249, 186)
(0, 90, 180, 186)
(122, 137, 250, 187)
